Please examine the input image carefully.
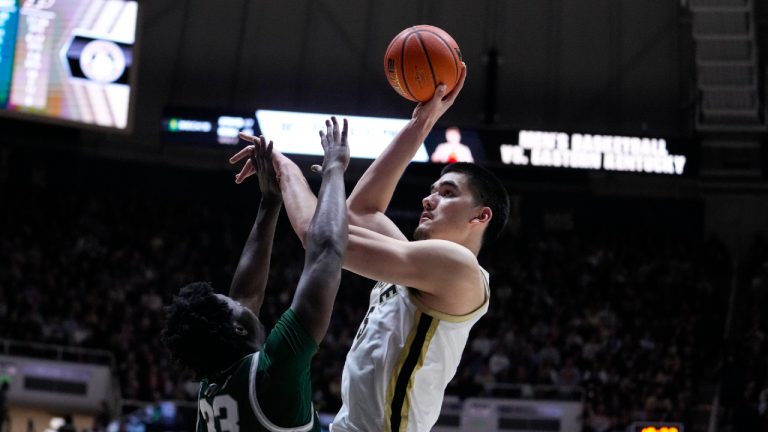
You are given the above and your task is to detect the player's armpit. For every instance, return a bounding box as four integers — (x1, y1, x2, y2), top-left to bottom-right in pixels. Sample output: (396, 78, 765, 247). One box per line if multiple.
(344, 225, 484, 310)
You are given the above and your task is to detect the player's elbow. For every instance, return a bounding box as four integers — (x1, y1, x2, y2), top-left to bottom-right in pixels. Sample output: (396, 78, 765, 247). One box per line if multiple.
(305, 243, 346, 277)
(347, 211, 368, 228)
(346, 203, 365, 220)
(306, 230, 348, 263)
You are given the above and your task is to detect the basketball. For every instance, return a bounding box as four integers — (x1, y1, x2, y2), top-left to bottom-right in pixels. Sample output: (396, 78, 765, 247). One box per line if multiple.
(383, 25, 462, 102)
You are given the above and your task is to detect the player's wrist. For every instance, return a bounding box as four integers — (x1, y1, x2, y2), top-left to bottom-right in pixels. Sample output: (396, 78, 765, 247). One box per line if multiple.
(322, 161, 346, 173)
(410, 115, 436, 135)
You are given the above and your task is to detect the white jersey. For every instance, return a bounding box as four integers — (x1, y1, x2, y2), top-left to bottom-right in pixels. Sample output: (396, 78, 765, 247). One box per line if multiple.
(332, 267, 490, 432)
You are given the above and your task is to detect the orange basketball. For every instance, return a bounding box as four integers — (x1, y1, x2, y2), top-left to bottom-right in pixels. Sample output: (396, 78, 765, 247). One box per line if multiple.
(384, 25, 462, 102)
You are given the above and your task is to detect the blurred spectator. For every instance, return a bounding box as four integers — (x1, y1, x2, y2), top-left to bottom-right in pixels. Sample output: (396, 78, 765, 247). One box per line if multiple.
(56, 415, 75, 432)
(719, 236, 768, 432)
(93, 401, 111, 432)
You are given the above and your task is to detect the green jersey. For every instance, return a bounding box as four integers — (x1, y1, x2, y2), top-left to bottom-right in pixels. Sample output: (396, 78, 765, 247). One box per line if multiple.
(196, 309, 321, 432)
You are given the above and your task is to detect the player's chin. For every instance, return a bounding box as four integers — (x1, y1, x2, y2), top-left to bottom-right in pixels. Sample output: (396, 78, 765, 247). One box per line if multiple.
(413, 225, 430, 241)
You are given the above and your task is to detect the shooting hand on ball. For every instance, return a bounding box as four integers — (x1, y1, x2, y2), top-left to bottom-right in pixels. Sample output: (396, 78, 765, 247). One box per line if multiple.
(412, 62, 467, 126)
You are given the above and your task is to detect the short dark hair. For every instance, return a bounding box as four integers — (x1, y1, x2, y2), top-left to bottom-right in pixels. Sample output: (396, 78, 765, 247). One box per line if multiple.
(161, 282, 250, 379)
(441, 162, 510, 245)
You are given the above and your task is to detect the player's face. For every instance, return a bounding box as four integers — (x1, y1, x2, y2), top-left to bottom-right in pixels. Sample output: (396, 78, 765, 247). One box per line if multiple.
(215, 294, 265, 351)
(414, 172, 482, 242)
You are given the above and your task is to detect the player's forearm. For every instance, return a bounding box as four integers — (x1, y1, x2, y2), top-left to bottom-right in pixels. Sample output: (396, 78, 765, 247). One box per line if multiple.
(306, 163, 348, 261)
(347, 117, 433, 215)
(277, 160, 317, 246)
(228, 198, 281, 310)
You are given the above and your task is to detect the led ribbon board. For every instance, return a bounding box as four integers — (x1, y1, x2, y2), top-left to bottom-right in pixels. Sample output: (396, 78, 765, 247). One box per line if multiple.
(163, 115, 256, 145)
(256, 109, 429, 161)
(501, 130, 687, 176)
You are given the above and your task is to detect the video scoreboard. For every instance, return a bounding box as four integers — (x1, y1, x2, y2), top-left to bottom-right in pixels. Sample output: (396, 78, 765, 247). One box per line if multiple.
(0, 0, 138, 130)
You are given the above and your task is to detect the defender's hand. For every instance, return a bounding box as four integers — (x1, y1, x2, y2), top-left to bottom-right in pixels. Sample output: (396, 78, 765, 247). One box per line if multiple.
(314, 116, 349, 173)
(229, 135, 282, 201)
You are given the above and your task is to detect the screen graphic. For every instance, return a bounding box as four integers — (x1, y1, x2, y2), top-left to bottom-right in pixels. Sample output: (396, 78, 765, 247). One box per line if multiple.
(0, 0, 138, 130)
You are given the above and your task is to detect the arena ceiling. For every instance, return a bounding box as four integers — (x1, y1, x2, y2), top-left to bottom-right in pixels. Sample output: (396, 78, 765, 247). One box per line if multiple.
(132, 0, 701, 141)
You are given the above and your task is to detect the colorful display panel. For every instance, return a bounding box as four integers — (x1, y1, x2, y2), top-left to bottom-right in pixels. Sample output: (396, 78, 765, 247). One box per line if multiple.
(0, 0, 138, 130)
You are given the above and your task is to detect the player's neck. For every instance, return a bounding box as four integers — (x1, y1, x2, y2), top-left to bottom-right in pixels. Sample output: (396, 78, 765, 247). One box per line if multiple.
(207, 352, 253, 381)
(464, 238, 482, 256)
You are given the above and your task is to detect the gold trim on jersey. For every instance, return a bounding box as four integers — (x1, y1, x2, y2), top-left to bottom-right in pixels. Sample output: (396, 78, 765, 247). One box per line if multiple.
(383, 311, 439, 432)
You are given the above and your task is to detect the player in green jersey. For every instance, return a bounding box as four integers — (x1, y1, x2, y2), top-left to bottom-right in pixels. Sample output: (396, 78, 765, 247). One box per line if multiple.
(162, 117, 350, 432)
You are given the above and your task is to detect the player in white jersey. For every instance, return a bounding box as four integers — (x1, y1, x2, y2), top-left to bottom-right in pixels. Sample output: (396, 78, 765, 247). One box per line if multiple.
(238, 64, 510, 431)
(334, 270, 490, 431)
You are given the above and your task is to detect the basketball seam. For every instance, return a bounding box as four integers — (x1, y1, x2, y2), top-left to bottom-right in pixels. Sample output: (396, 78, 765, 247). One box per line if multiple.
(419, 29, 460, 85)
(400, 32, 418, 101)
(414, 32, 438, 91)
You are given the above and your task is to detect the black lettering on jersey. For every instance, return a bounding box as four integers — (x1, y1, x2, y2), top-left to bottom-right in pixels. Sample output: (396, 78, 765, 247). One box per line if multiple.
(379, 285, 397, 303)
(353, 305, 376, 349)
(352, 284, 399, 351)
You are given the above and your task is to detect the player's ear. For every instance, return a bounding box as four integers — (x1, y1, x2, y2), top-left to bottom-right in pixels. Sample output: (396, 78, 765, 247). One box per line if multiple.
(233, 322, 249, 336)
(472, 207, 492, 225)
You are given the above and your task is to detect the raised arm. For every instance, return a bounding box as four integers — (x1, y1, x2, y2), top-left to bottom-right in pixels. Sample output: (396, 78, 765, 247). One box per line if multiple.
(290, 118, 351, 343)
(226, 139, 282, 314)
(346, 64, 467, 238)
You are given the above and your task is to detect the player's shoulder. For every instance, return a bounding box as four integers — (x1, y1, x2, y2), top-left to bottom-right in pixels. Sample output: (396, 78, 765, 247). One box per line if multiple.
(258, 309, 318, 368)
(411, 239, 484, 292)
(414, 239, 479, 266)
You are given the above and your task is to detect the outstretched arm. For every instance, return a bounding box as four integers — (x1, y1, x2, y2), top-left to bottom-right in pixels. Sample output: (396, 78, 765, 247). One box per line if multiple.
(291, 117, 349, 343)
(227, 139, 282, 315)
(346, 65, 467, 239)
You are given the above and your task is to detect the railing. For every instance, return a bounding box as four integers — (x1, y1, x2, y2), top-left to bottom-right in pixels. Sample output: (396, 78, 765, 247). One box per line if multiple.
(485, 383, 585, 402)
(0, 338, 115, 368)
